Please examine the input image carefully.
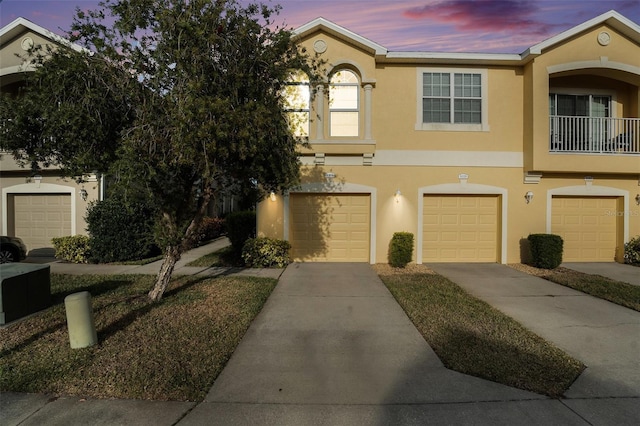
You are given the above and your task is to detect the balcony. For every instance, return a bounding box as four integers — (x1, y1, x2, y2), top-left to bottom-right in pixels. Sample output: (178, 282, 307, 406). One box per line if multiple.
(549, 116, 640, 154)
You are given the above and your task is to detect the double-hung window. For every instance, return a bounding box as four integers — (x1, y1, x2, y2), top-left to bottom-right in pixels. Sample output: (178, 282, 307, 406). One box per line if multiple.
(283, 70, 310, 137)
(417, 68, 488, 131)
(329, 70, 359, 137)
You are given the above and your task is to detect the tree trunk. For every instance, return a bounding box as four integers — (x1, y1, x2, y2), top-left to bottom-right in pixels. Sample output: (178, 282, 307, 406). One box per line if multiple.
(148, 245, 181, 302)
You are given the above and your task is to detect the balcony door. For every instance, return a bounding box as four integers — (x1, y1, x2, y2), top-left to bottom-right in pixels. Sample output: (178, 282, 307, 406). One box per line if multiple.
(549, 93, 611, 151)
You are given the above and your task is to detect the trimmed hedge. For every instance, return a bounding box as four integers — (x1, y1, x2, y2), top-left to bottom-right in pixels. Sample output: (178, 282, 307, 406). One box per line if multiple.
(86, 197, 159, 263)
(624, 235, 640, 266)
(389, 232, 414, 268)
(226, 211, 256, 254)
(242, 237, 291, 268)
(52, 235, 91, 264)
(528, 234, 563, 269)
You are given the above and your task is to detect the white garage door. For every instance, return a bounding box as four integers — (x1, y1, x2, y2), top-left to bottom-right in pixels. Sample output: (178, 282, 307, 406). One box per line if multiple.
(551, 196, 618, 262)
(289, 193, 370, 262)
(423, 195, 500, 262)
(11, 194, 72, 252)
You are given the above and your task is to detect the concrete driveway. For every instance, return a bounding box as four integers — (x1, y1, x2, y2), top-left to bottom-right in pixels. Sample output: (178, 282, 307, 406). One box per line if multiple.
(179, 263, 588, 425)
(562, 262, 639, 286)
(429, 263, 640, 416)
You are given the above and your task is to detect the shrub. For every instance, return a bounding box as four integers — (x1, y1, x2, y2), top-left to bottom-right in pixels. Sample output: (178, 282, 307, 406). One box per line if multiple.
(226, 211, 256, 254)
(624, 235, 640, 266)
(242, 237, 291, 268)
(389, 232, 414, 268)
(52, 235, 91, 264)
(528, 234, 563, 269)
(196, 217, 226, 243)
(86, 197, 159, 263)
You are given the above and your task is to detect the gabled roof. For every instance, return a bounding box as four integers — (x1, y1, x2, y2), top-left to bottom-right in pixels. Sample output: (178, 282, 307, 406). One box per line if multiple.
(294, 10, 640, 66)
(294, 17, 387, 57)
(524, 10, 640, 56)
(0, 17, 84, 52)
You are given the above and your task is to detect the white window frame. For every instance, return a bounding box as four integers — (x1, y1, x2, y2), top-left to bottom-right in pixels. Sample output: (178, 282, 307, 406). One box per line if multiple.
(283, 71, 311, 137)
(416, 68, 489, 132)
(329, 69, 360, 137)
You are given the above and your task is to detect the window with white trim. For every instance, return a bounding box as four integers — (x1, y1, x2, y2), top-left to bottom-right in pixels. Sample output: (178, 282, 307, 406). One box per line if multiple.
(283, 70, 310, 137)
(329, 70, 359, 137)
(416, 68, 488, 131)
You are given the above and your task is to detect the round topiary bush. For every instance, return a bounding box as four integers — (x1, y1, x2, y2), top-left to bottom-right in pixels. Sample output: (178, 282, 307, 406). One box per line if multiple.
(389, 232, 414, 268)
(528, 233, 563, 269)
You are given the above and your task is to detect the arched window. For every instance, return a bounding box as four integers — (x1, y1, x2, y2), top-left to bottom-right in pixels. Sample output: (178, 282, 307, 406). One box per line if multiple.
(283, 70, 310, 137)
(329, 70, 359, 137)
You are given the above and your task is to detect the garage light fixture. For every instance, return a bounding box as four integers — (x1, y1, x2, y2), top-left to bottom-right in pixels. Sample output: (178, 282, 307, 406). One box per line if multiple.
(79, 188, 88, 201)
(269, 191, 276, 202)
(524, 191, 533, 204)
(636, 194, 640, 205)
(395, 189, 401, 203)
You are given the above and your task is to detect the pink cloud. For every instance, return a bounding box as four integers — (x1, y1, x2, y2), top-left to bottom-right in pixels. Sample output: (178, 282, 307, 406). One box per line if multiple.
(404, 0, 556, 36)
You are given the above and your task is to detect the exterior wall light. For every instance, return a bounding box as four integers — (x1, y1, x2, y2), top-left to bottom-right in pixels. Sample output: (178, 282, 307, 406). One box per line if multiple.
(636, 193, 640, 205)
(525, 191, 533, 204)
(395, 189, 401, 203)
(79, 188, 88, 201)
(269, 191, 276, 202)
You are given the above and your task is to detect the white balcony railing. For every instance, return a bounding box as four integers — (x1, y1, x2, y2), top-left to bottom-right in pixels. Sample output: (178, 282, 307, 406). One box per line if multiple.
(550, 116, 640, 154)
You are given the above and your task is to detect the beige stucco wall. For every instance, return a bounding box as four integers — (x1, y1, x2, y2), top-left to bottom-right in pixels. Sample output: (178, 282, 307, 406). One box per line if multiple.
(259, 164, 640, 264)
(259, 18, 640, 264)
(526, 23, 640, 174)
(0, 174, 100, 238)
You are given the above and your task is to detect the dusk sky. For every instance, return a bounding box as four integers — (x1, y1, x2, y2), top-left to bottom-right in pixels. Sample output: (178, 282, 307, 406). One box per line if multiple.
(1, 0, 639, 53)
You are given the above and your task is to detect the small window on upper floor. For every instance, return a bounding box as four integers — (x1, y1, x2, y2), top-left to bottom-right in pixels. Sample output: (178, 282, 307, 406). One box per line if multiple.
(283, 70, 310, 137)
(416, 68, 489, 132)
(329, 70, 359, 137)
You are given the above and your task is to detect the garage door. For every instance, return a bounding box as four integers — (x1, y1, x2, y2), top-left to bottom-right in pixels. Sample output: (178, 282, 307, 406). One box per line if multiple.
(423, 195, 500, 262)
(10, 194, 72, 252)
(290, 193, 370, 262)
(551, 196, 618, 262)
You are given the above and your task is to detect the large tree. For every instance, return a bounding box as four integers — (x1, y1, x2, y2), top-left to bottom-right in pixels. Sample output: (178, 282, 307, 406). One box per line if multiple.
(1, 0, 322, 301)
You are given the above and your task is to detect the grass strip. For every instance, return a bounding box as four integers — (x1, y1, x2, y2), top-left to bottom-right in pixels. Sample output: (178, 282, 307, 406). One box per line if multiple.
(510, 264, 640, 312)
(376, 266, 584, 397)
(0, 273, 276, 401)
(186, 246, 240, 268)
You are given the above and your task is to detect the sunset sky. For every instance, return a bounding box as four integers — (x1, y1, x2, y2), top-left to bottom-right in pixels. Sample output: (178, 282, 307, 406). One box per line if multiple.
(1, 0, 639, 53)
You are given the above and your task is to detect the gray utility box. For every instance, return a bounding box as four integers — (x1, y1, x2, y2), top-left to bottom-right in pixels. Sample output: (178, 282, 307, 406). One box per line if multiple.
(0, 263, 51, 325)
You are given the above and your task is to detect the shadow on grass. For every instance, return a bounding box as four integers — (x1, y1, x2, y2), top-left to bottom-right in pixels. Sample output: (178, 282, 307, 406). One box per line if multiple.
(95, 275, 213, 342)
(435, 326, 584, 398)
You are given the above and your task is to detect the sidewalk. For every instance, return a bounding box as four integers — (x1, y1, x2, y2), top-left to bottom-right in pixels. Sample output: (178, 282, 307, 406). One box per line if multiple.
(30, 237, 282, 280)
(3, 262, 639, 425)
(562, 262, 639, 286)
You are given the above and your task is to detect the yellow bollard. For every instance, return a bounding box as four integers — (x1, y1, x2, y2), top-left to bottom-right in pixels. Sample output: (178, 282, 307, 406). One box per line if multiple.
(64, 291, 98, 349)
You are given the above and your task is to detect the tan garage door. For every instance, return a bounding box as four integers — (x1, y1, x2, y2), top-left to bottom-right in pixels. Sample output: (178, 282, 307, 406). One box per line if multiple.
(551, 196, 618, 262)
(290, 193, 370, 262)
(11, 194, 72, 252)
(423, 195, 500, 262)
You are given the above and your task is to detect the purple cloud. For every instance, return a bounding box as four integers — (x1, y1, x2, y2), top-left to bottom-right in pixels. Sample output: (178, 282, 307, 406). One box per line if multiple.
(403, 0, 557, 36)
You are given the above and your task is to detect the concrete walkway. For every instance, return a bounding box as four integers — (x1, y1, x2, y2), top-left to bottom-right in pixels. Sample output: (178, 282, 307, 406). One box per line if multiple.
(178, 263, 583, 425)
(23, 237, 282, 280)
(430, 263, 640, 424)
(562, 262, 639, 286)
(3, 262, 639, 425)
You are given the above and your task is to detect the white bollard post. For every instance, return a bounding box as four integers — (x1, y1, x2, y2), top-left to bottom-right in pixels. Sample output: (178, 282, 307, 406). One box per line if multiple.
(64, 291, 98, 349)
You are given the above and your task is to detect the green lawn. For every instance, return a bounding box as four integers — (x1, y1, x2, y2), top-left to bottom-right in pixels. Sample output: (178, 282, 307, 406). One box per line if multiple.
(186, 246, 241, 268)
(0, 273, 276, 401)
(510, 264, 640, 312)
(376, 265, 585, 397)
